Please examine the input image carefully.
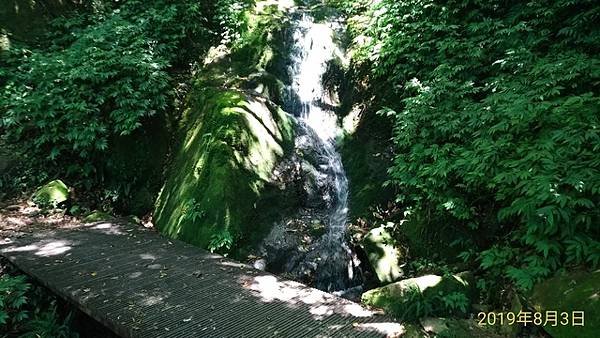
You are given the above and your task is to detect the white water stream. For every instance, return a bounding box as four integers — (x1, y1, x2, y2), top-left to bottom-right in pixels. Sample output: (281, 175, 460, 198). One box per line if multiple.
(283, 12, 359, 292)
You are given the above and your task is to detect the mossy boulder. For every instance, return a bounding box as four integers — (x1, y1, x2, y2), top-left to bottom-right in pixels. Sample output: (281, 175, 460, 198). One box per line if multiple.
(154, 88, 294, 253)
(361, 225, 404, 284)
(361, 273, 475, 319)
(83, 210, 114, 223)
(421, 318, 505, 338)
(153, 3, 297, 254)
(32, 180, 69, 207)
(528, 269, 599, 338)
(401, 323, 427, 338)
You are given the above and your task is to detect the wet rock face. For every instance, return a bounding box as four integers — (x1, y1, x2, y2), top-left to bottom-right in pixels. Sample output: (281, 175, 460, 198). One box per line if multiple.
(260, 133, 364, 292)
(269, 125, 343, 212)
(295, 131, 339, 210)
(260, 133, 360, 289)
(260, 210, 325, 274)
(259, 209, 363, 292)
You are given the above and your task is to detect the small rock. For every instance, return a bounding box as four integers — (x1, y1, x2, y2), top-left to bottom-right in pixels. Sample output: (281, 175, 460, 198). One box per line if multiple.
(6, 205, 20, 211)
(253, 258, 267, 271)
(83, 210, 114, 223)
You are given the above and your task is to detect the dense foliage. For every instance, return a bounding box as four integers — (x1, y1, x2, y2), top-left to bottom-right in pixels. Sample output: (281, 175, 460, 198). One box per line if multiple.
(0, 0, 250, 183)
(348, 0, 599, 292)
(0, 273, 76, 337)
(1, 0, 598, 330)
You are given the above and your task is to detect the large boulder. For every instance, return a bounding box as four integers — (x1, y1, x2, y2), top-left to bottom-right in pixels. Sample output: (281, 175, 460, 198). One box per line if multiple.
(154, 3, 298, 254)
(361, 225, 404, 284)
(154, 89, 294, 253)
(32, 180, 69, 207)
(361, 273, 475, 319)
(528, 269, 599, 338)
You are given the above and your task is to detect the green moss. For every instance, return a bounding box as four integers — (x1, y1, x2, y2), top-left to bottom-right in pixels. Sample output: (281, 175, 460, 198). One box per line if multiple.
(32, 180, 69, 207)
(529, 269, 599, 338)
(83, 210, 114, 223)
(361, 225, 404, 284)
(196, 4, 291, 105)
(154, 88, 294, 253)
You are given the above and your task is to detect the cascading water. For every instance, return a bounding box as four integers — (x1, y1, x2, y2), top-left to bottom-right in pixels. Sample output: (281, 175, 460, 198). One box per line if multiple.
(273, 10, 362, 293)
(286, 14, 349, 228)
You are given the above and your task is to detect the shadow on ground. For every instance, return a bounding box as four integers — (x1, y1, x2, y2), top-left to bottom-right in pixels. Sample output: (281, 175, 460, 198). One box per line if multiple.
(0, 220, 405, 337)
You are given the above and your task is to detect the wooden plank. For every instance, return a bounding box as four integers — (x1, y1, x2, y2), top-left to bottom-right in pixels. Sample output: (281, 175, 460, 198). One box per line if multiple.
(0, 221, 403, 338)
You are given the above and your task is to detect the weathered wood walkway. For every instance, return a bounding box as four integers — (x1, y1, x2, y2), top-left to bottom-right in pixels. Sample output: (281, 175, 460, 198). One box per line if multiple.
(0, 220, 404, 337)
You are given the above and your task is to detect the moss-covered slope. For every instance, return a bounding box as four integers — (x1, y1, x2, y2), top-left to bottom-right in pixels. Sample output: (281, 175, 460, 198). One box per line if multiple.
(153, 2, 300, 254)
(154, 87, 294, 252)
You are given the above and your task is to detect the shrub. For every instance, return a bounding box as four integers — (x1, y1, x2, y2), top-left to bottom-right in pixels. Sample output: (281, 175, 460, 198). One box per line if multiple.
(351, 0, 600, 290)
(0, 274, 30, 329)
(0, 0, 251, 184)
(1, 272, 78, 337)
(20, 307, 77, 338)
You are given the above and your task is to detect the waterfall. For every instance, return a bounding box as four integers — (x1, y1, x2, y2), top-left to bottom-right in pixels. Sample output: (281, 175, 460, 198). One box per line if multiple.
(281, 12, 360, 292)
(257, 7, 362, 294)
(287, 13, 348, 231)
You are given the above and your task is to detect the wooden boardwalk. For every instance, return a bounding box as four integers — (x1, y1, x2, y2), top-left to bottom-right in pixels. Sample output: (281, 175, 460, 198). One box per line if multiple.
(0, 220, 404, 337)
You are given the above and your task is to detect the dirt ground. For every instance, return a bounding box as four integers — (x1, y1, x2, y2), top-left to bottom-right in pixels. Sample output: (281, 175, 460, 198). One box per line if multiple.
(0, 199, 83, 239)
